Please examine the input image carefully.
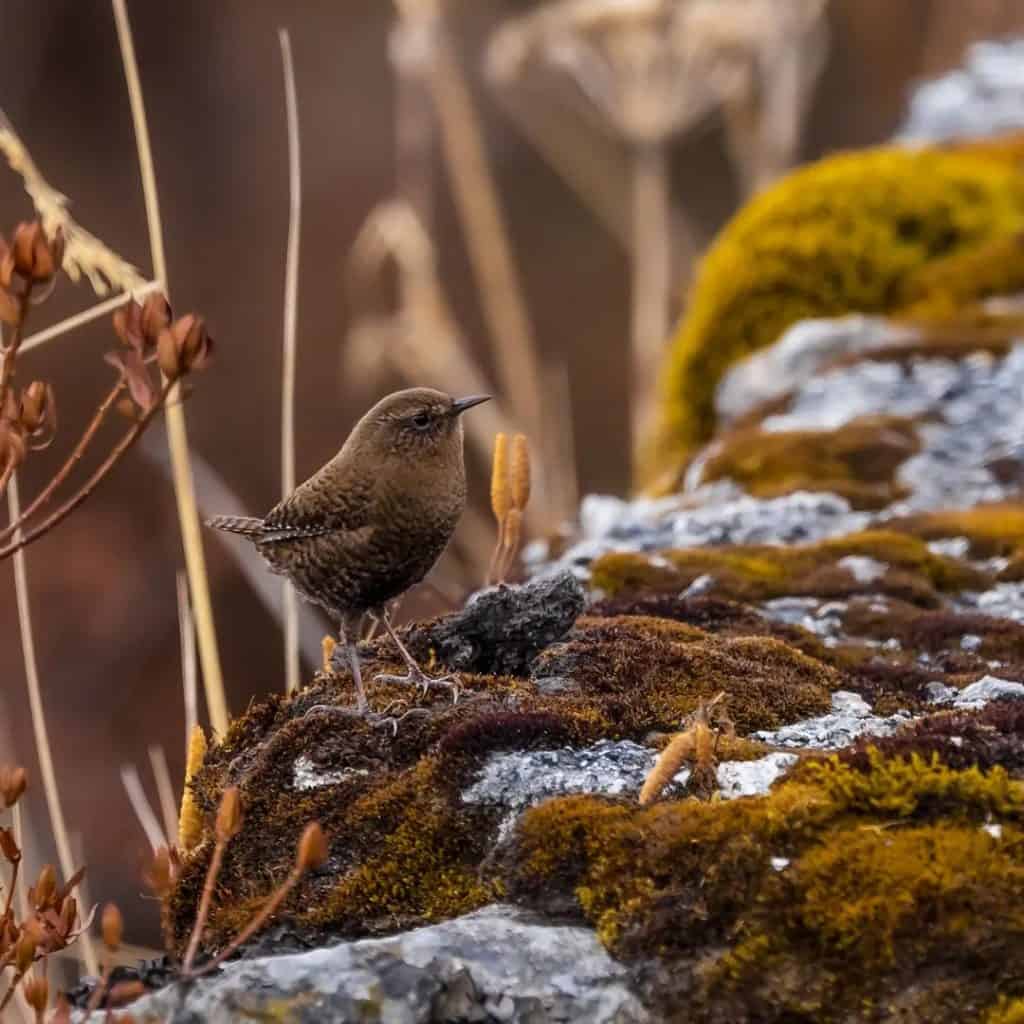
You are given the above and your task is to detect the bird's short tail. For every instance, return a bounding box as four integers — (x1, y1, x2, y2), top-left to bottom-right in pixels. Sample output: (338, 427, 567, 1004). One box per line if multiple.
(206, 514, 265, 537)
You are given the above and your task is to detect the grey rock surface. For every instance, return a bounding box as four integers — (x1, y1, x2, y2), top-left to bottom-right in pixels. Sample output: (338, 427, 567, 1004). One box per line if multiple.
(899, 38, 1024, 142)
(716, 315, 918, 426)
(927, 674, 1024, 709)
(80, 906, 649, 1024)
(752, 691, 911, 749)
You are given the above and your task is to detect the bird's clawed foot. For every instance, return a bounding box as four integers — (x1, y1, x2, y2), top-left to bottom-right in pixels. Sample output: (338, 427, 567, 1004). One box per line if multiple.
(301, 701, 430, 736)
(373, 665, 460, 704)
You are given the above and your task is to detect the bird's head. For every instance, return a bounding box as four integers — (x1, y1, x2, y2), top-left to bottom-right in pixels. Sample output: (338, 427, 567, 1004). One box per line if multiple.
(351, 387, 490, 461)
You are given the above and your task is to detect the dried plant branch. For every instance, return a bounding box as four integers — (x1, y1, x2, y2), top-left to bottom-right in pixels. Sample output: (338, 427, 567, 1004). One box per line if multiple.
(0, 376, 176, 561)
(0, 110, 145, 296)
(112, 0, 228, 736)
(279, 26, 302, 696)
(0, 377, 126, 545)
(182, 822, 327, 981)
(182, 787, 241, 973)
(20, 280, 162, 356)
(6, 475, 99, 976)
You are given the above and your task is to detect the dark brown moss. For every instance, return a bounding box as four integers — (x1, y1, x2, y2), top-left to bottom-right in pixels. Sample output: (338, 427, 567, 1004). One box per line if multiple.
(701, 416, 920, 510)
(839, 700, 1024, 777)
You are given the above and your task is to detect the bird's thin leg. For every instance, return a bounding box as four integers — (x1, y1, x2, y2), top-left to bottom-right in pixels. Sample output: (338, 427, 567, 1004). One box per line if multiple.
(373, 608, 460, 704)
(344, 630, 368, 714)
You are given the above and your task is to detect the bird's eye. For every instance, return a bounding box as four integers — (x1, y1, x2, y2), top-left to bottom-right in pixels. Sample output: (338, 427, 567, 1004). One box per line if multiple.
(411, 411, 431, 430)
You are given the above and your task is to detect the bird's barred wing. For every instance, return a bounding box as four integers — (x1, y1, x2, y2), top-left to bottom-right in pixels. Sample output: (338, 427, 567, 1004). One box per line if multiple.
(257, 471, 373, 546)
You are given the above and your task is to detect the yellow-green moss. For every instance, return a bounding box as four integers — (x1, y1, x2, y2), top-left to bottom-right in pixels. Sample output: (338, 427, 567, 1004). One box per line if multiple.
(987, 998, 1024, 1024)
(891, 503, 1024, 559)
(649, 144, 1024, 480)
(701, 416, 919, 509)
(591, 529, 989, 603)
(507, 751, 1024, 1018)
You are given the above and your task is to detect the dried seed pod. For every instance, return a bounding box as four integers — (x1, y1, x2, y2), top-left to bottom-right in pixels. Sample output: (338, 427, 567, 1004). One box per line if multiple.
(15, 932, 36, 973)
(0, 828, 20, 863)
(22, 973, 48, 1012)
(0, 285, 21, 325)
(101, 903, 123, 951)
(296, 822, 328, 872)
(33, 864, 56, 909)
(113, 300, 145, 352)
(0, 764, 27, 807)
(510, 434, 530, 511)
(490, 433, 510, 525)
(215, 786, 242, 842)
(59, 895, 77, 935)
(156, 327, 183, 380)
(11, 222, 62, 282)
(140, 293, 171, 342)
(179, 315, 213, 372)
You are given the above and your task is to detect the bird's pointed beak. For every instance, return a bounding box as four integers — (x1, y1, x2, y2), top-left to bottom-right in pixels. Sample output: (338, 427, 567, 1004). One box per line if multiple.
(450, 394, 491, 416)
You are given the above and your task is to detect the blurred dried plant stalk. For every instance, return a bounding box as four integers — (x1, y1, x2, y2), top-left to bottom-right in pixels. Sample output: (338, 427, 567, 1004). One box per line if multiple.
(488, 0, 829, 476)
(0, 227, 212, 561)
(0, 767, 93, 1016)
(0, 110, 144, 296)
(386, 0, 576, 528)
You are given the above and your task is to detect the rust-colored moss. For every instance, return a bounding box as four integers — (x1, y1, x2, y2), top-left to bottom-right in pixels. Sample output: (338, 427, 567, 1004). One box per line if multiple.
(701, 416, 919, 510)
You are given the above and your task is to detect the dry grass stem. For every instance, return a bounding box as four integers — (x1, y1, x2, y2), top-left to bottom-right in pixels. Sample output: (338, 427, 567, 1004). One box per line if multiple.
(148, 746, 178, 852)
(0, 111, 144, 296)
(177, 571, 198, 753)
(407, 3, 572, 523)
(119, 765, 166, 852)
(112, 0, 228, 736)
(279, 26, 302, 696)
(20, 280, 161, 355)
(6, 474, 98, 975)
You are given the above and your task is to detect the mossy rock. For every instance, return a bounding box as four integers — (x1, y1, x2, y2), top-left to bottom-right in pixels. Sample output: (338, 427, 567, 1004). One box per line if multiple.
(648, 143, 1024, 483)
(701, 415, 920, 509)
(590, 530, 990, 606)
(504, 750, 1024, 1021)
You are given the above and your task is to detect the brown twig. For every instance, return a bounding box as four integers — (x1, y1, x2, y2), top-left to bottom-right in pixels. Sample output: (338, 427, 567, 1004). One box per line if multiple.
(0, 378, 174, 561)
(0, 279, 33, 417)
(183, 866, 303, 980)
(181, 838, 227, 975)
(0, 378, 126, 544)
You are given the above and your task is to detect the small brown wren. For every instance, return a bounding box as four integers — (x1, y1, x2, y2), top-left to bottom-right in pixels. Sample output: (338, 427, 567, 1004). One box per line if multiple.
(208, 387, 490, 714)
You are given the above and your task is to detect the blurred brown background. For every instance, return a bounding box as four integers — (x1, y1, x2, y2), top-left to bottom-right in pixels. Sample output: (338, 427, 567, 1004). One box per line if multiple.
(1, 0, 1023, 948)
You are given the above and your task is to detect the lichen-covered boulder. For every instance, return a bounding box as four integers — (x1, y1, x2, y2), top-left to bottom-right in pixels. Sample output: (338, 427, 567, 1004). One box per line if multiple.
(647, 142, 1024, 484)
